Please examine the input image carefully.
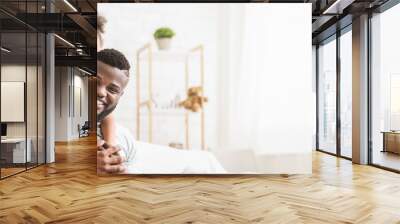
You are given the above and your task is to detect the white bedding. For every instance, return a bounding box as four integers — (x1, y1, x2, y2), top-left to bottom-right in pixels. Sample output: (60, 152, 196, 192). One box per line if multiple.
(123, 141, 226, 174)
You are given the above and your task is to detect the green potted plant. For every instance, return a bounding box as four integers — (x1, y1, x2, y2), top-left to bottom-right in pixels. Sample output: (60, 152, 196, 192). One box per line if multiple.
(154, 27, 175, 50)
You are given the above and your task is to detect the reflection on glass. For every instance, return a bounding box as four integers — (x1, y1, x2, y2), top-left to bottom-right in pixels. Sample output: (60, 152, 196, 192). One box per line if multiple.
(318, 37, 337, 154)
(340, 29, 352, 158)
(0, 0, 47, 179)
(371, 3, 400, 171)
(27, 31, 38, 169)
(1, 31, 27, 177)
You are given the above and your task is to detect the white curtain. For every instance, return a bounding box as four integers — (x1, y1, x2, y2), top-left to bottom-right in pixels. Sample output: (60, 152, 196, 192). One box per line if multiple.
(217, 4, 313, 158)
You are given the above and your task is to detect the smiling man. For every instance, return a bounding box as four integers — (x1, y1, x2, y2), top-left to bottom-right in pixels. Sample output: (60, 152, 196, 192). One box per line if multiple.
(97, 48, 226, 174)
(97, 49, 129, 122)
(97, 49, 131, 174)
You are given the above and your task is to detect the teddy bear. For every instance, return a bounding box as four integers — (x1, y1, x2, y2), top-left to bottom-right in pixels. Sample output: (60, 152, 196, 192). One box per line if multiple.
(179, 86, 208, 112)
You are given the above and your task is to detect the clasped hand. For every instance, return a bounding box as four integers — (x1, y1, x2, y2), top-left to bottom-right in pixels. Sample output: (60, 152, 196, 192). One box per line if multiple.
(97, 139, 126, 174)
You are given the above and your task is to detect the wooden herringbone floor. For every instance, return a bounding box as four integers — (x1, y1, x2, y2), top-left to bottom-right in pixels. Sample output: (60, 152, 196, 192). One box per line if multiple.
(0, 135, 400, 224)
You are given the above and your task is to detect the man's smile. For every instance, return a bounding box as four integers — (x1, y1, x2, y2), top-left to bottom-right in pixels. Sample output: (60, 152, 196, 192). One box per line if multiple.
(97, 100, 106, 111)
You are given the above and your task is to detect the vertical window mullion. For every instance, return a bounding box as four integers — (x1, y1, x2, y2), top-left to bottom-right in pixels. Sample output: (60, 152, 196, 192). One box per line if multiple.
(336, 30, 341, 157)
(367, 11, 373, 165)
(316, 45, 320, 150)
(36, 0, 39, 167)
(25, 0, 28, 171)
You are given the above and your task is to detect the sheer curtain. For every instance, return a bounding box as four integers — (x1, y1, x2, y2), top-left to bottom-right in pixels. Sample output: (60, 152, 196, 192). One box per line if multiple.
(216, 4, 312, 173)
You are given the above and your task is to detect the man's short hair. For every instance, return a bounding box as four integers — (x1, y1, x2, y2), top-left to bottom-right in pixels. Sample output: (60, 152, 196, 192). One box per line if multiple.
(98, 49, 131, 74)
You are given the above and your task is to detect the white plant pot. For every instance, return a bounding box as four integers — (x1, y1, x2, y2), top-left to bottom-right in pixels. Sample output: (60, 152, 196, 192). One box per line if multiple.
(155, 38, 172, 50)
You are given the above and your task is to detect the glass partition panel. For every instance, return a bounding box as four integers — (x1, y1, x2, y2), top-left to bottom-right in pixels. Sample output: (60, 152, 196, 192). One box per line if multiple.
(1, 30, 27, 177)
(0, 0, 46, 179)
(27, 31, 38, 169)
(340, 29, 352, 158)
(318, 36, 337, 154)
(38, 32, 45, 165)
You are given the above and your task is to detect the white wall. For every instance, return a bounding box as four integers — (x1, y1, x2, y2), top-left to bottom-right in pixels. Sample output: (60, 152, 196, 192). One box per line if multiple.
(55, 67, 69, 141)
(1, 64, 46, 163)
(54, 67, 89, 141)
(1, 65, 36, 138)
(1, 65, 26, 139)
(71, 73, 89, 138)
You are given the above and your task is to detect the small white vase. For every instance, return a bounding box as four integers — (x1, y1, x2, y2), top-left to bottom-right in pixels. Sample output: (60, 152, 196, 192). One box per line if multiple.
(155, 38, 172, 50)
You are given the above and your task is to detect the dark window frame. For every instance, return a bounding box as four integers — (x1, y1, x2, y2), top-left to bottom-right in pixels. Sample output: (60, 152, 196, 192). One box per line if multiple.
(316, 0, 400, 174)
(0, 0, 47, 180)
(315, 24, 352, 161)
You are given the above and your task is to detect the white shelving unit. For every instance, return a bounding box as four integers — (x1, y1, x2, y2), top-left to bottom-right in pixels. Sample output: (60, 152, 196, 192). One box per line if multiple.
(136, 43, 206, 150)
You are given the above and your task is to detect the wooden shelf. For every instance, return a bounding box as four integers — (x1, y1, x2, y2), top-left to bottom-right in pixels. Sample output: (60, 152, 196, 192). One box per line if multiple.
(138, 49, 199, 62)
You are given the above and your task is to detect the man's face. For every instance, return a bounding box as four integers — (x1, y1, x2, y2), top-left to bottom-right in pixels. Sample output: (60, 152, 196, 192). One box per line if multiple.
(97, 61, 129, 122)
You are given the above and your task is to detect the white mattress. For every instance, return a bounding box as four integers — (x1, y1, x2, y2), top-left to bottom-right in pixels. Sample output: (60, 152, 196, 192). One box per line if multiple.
(123, 141, 226, 174)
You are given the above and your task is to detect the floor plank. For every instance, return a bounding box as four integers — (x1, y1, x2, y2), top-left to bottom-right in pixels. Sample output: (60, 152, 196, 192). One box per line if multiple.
(0, 135, 399, 223)
(373, 151, 400, 171)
